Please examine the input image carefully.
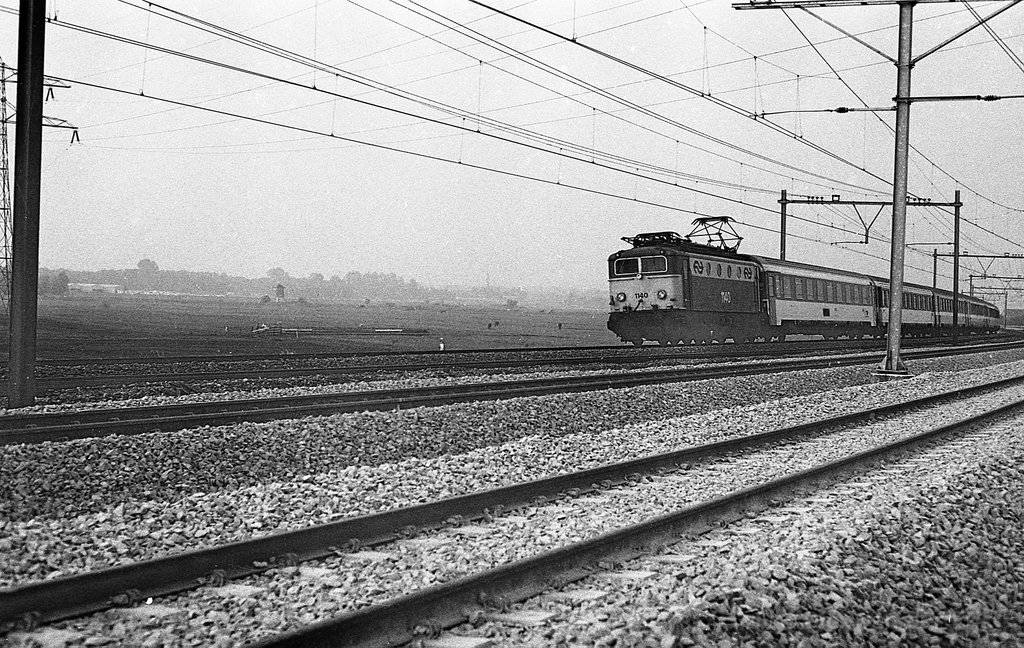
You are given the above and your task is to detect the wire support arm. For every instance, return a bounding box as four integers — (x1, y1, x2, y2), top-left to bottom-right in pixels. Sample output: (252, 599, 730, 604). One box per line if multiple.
(799, 8, 895, 62)
(912, 0, 1024, 64)
(735, 0, 1009, 9)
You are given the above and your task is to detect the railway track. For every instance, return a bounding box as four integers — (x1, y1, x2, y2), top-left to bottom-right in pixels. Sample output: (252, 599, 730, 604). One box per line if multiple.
(29, 337, 880, 389)
(24, 333, 1019, 379)
(3, 339, 1024, 445)
(2, 370, 1022, 631)
(9, 337, 911, 366)
(254, 395, 1023, 648)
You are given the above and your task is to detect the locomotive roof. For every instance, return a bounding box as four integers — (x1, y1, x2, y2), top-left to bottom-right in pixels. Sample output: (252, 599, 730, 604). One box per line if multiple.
(610, 233, 743, 259)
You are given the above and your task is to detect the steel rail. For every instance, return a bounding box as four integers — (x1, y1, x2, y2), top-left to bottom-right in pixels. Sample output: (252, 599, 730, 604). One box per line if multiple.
(2, 371, 1022, 627)
(14, 339, 794, 367)
(29, 341, 897, 389)
(29, 334, 1005, 390)
(255, 392, 1024, 648)
(16, 331, 1016, 367)
(2, 340, 1023, 446)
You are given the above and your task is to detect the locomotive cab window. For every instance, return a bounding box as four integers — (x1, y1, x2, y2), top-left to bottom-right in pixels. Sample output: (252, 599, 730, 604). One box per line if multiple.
(640, 256, 668, 273)
(614, 258, 640, 275)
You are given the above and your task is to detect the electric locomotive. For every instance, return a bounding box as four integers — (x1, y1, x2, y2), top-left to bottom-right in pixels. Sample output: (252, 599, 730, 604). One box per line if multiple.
(608, 230, 763, 345)
(608, 218, 1001, 345)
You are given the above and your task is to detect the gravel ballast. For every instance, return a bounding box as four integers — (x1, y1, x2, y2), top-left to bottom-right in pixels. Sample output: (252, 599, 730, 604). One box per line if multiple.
(4, 349, 1024, 528)
(0, 347, 906, 413)
(478, 421, 1024, 648)
(9, 387, 1024, 646)
(2, 357, 1024, 587)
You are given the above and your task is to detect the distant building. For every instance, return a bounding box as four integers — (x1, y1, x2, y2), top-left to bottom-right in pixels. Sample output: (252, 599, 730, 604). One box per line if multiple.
(275, 283, 285, 303)
(68, 283, 123, 294)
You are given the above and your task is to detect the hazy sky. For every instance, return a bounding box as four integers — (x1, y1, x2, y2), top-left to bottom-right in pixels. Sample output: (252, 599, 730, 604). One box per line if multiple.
(4, 0, 1024, 300)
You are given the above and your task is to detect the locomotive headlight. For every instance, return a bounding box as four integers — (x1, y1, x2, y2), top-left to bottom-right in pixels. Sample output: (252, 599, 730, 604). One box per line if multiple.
(616, 292, 627, 302)
(656, 289, 668, 300)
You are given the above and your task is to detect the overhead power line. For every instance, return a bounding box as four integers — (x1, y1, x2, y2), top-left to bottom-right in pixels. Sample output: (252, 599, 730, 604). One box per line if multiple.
(26, 7, 802, 209)
(58, 72, 951, 277)
(465, 0, 894, 188)
(780, 8, 1024, 255)
(110, 0, 888, 197)
(379, 0, 889, 194)
(343, 0, 882, 196)
(55, 75, 729, 220)
(963, 3, 1024, 78)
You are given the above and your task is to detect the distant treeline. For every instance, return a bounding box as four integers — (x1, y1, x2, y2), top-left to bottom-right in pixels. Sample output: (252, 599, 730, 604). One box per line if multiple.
(37, 261, 603, 308)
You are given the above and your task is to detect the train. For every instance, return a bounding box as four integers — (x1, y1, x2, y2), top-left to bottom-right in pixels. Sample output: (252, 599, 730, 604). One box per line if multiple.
(607, 230, 1001, 345)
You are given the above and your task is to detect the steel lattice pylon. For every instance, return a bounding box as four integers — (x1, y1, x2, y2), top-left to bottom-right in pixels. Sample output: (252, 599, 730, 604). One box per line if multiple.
(0, 60, 76, 309)
(0, 62, 11, 307)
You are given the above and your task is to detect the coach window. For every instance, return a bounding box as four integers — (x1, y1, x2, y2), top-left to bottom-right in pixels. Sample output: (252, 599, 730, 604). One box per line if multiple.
(795, 278, 805, 300)
(640, 256, 667, 273)
(784, 276, 794, 299)
(614, 258, 639, 275)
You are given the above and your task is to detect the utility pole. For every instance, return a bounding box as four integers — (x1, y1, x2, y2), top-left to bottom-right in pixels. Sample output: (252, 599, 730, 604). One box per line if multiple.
(8, 0, 46, 408)
(952, 190, 961, 339)
(778, 189, 787, 261)
(931, 249, 936, 290)
(881, 0, 913, 374)
(735, 0, 1019, 377)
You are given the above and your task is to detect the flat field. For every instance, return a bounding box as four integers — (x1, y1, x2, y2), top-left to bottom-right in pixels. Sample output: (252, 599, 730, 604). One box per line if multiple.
(0, 293, 616, 360)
